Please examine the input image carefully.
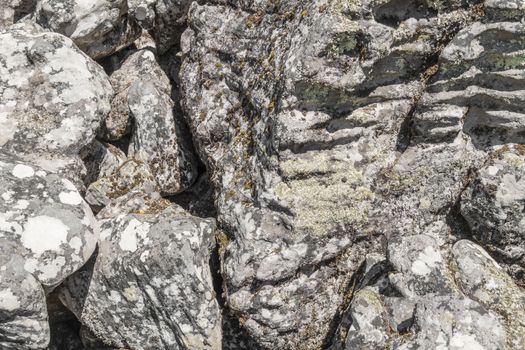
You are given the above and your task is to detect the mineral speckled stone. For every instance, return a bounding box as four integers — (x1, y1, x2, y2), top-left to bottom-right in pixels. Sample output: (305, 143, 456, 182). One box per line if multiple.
(0, 23, 113, 157)
(2, 0, 525, 349)
(59, 207, 222, 350)
(0, 155, 98, 288)
(35, 0, 141, 59)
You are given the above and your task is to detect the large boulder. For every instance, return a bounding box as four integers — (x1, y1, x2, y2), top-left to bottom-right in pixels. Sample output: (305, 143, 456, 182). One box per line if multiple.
(0, 22, 113, 186)
(59, 206, 222, 349)
(0, 156, 98, 349)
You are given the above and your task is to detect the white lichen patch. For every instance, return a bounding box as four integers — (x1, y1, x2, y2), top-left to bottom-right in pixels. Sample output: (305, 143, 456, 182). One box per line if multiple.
(11, 164, 34, 178)
(59, 191, 83, 205)
(0, 289, 20, 311)
(21, 215, 69, 255)
(411, 246, 442, 276)
(119, 218, 150, 252)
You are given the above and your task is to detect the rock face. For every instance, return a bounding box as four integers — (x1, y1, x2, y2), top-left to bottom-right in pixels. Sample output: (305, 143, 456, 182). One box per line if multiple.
(1, 0, 525, 349)
(180, 0, 525, 348)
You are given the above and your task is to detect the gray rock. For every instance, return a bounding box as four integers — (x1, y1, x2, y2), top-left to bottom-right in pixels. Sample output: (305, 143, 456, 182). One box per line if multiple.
(452, 239, 525, 349)
(460, 146, 525, 284)
(179, 1, 487, 347)
(0, 23, 113, 183)
(0, 156, 98, 349)
(0, 246, 48, 349)
(0, 156, 98, 289)
(128, 78, 197, 195)
(35, 0, 141, 59)
(332, 235, 509, 350)
(100, 48, 169, 141)
(0, 0, 36, 28)
(128, 0, 192, 53)
(85, 159, 157, 209)
(59, 207, 222, 350)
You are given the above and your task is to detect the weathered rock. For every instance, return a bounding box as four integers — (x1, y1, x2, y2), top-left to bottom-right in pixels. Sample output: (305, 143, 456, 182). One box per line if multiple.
(0, 245, 48, 349)
(460, 146, 525, 284)
(332, 235, 509, 350)
(452, 239, 525, 349)
(100, 48, 169, 141)
(0, 0, 36, 28)
(179, 1, 488, 347)
(0, 156, 98, 289)
(128, 79, 197, 195)
(80, 140, 126, 187)
(98, 47, 197, 195)
(0, 156, 98, 349)
(35, 0, 141, 59)
(128, 0, 192, 53)
(85, 159, 156, 209)
(0, 22, 113, 182)
(59, 207, 222, 349)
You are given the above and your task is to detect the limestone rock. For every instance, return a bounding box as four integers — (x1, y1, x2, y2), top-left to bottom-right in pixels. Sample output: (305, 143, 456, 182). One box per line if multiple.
(0, 156, 98, 289)
(59, 207, 222, 350)
(179, 1, 490, 347)
(0, 246, 48, 349)
(35, 0, 141, 59)
(460, 146, 525, 284)
(0, 0, 36, 28)
(85, 159, 156, 209)
(0, 155, 98, 349)
(128, 79, 197, 195)
(0, 23, 113, 172)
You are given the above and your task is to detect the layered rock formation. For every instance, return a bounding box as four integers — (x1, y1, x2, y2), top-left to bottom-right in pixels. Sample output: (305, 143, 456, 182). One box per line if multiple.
(0, 0, 524, 349)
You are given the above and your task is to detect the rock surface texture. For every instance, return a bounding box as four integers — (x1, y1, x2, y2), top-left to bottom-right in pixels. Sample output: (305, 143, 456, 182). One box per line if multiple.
(1, 0, 524, 349)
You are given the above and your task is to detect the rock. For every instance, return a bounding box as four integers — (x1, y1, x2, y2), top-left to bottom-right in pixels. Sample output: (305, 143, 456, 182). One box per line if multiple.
(0, 0, 36, 28)
(400, 296, 506, 350)
(179, 1, 483, 347)
(80, 140, 126, 187)
(85, 159, 156, 209)
(387, 234, 453, 298)
(343, 288, 389, 350)
(98, 47, 197, 195)
(0, 156, 98, 349)
(0, 245, 48, 349)
(332, 235, 509, 350)
(0, 23, 113, 174)
(452, 239, 525, 349)
(460, 146, 525, 284)
(128, 79, 197, 195)
(0, 156, 98, 289)
(100, 48, 169, 141)
(59, 207, 222, 349)
(35, 0, 141, 59)
(128, 0, 192, 53)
